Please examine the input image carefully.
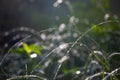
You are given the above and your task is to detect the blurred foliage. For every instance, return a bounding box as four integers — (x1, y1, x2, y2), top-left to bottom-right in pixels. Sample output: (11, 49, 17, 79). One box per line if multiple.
(1, 0, 120, 80)
(70, 0, 120, 53)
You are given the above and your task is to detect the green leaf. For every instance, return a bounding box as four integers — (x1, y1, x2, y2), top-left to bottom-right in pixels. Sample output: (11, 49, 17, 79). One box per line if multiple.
(11, 48, 26, 55)
(22, 43, 32, 55)
(11, 42, 43, 57)
(29, 44, 43, 55)
(62, 67, 78, 74)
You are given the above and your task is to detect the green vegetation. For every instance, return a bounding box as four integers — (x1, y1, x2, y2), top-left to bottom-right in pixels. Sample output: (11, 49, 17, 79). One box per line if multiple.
(0, 0, 120, 80)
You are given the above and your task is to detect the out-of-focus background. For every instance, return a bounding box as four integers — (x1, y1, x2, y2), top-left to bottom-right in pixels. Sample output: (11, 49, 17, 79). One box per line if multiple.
(0, 0, 119, 31)
(1, 0, 120, 52)
(0, 0, 120, 80)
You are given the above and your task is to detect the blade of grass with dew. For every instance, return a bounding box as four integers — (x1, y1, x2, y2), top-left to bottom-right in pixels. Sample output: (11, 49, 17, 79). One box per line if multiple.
(85, 72, 108, 80)
(52, 56, 69, 80)
(102, 67, 120, 80)
(57, 20, 120, 80)
(30, 43, 70, 74)
(50, 63, 62, 80)
(25, 64, 28, 80)
(0, 27, 57, 66)
(6, 75, 46, 80)
(0, 35, 31, 66)
(30, 47, 59, 74)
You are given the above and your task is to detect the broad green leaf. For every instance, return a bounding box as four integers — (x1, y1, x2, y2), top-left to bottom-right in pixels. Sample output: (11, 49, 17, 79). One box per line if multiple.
(29, 44, 43, 55)
(11, 42, 43, 57)
(22, 43, 32, 55)
(11, 48, 26, 55)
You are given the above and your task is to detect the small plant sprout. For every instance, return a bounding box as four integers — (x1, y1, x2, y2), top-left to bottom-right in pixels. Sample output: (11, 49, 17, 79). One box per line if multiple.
(11, 42, 43, 57)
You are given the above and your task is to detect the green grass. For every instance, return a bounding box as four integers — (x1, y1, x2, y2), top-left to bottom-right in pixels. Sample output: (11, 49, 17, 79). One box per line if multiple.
(1, 0, 120, 80)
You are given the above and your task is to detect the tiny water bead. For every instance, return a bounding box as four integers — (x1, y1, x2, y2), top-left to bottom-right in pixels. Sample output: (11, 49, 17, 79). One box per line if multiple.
(59, 23, 66, 32)
(75, 70, 81, 75)
(53, 0, 63, 7)
(30, 53, 37, 58)
(58, 56, 69, 63)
